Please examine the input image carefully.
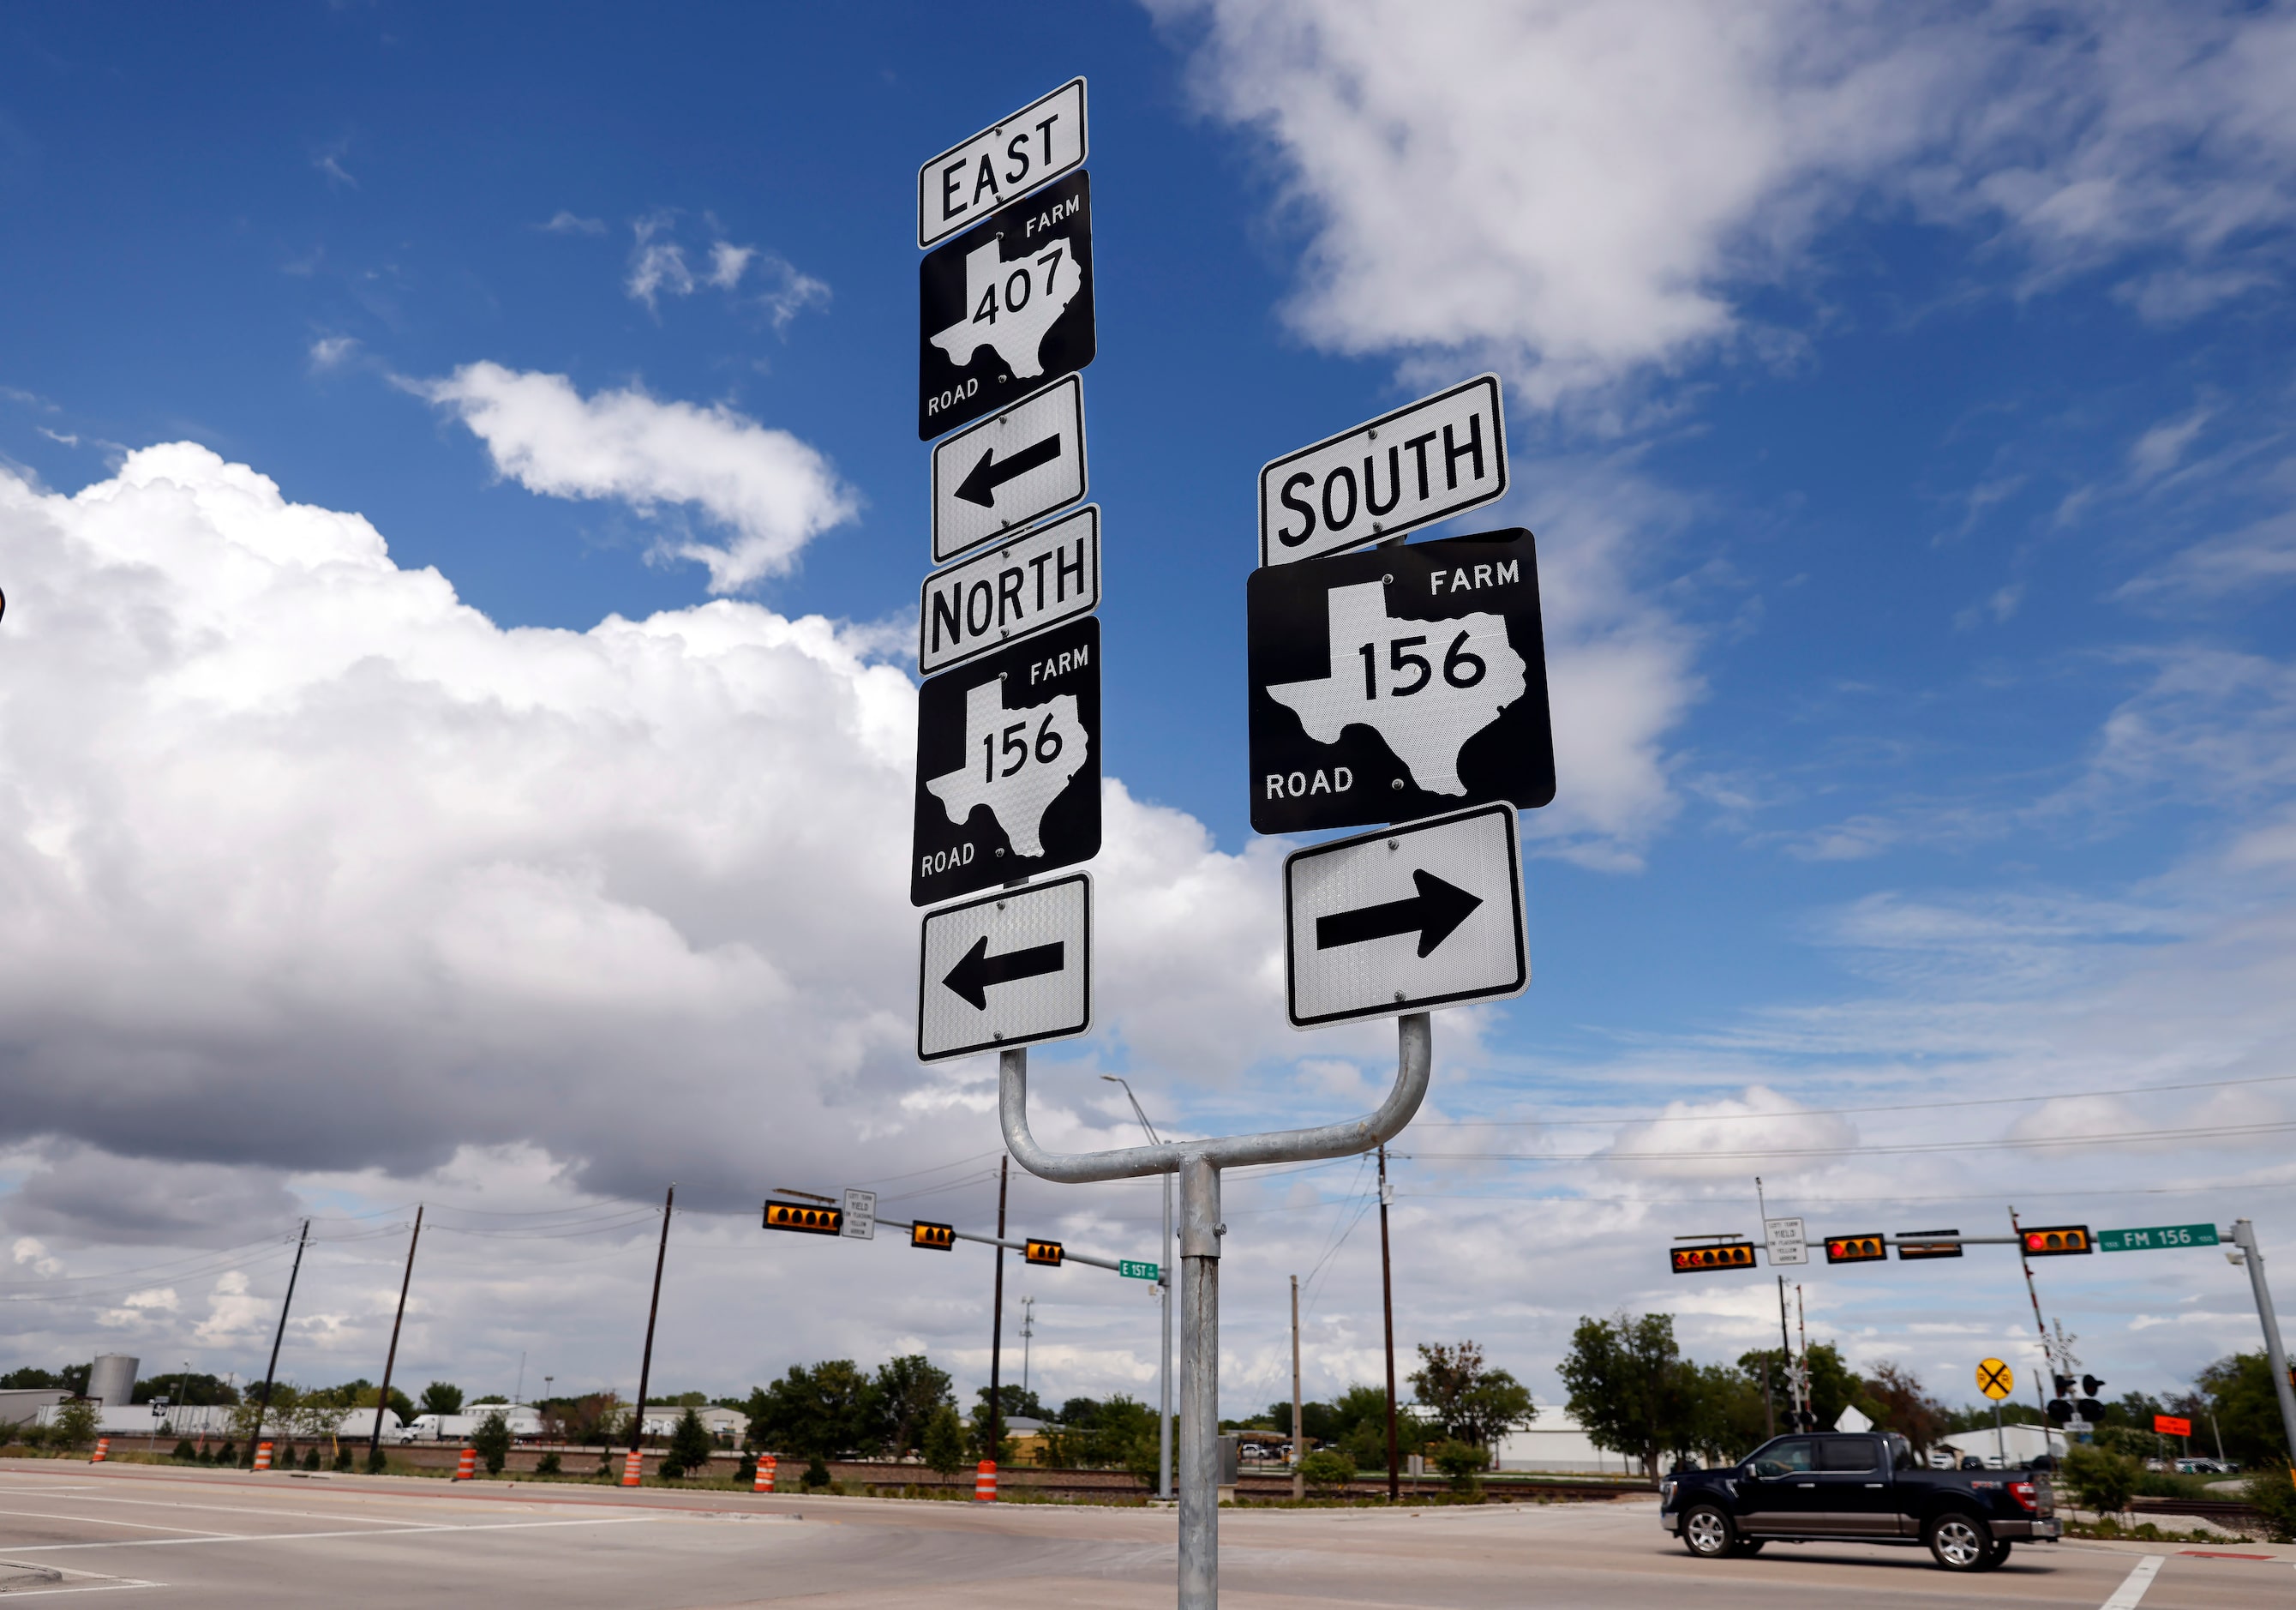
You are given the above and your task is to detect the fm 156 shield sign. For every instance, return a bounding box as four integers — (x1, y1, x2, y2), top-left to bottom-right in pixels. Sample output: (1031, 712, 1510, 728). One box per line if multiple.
(919, 171, 1095, 439)
(912, 616, 1101, 905)
(1247, 529, 1555, 835)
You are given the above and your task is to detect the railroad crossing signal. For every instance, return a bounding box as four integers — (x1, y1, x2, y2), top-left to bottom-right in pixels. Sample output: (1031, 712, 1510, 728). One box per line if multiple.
(1024, 1238, 1064, 1267)
(2021, 1225, 2093, 1257)
(1825, 1234, 1888, 1264)
(1975, 1358, 2014, 1401)
(1671, 1241, 1758, 1274)
(764, 1200, 843, 1235)
(1897, 1229, 1965, 1261)
(911, 1220, 956, 1251)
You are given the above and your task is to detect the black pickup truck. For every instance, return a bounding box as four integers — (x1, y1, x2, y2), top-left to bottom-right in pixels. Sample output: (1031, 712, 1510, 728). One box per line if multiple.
(1660, 1432, 2059, 1571)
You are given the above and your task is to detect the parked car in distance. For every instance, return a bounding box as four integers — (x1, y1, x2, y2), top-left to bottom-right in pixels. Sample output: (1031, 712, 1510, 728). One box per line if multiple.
(1661, 1432, 2059, 1573)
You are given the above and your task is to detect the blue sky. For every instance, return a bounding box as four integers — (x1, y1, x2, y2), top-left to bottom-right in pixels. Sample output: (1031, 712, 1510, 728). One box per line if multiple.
(3, 3, 2295, 1427)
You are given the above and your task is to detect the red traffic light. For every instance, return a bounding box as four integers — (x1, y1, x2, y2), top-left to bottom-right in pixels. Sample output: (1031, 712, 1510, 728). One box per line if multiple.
(2021, 1225, 2092, 1257)
(1670, 1241, 1758, 1274)
(763, 1200, 843, 1235)
(1825, 1234, 1888, 1265)
(1024, 1239, 1064, 1267)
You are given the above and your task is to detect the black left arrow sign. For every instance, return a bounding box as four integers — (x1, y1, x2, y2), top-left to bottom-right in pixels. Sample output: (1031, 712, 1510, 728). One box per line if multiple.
(954, 433, 1063, 507)
(944, 936, 1066, 1010)
(1315, 869, 1482, 958)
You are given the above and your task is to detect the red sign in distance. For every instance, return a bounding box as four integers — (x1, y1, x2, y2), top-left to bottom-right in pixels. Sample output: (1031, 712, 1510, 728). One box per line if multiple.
(2154, 1414, 2192, 1438)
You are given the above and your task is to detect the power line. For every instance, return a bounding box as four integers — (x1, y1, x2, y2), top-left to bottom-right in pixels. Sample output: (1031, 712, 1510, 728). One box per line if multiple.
(1394, 1116, 2296, 1164)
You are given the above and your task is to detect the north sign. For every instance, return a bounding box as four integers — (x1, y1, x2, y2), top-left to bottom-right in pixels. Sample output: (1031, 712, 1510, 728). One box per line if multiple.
(920, 171, 1094, 439)
(931, 373, 1088, 562)
(1259, 375, 1507, 567)
(917, 78, 1087, 249)
(920, 505, 1099, 675)
(1247, 529, 1555, 835)
(1282, 801, 1527, 1028)
(912, 615, 1100, 906)
(917, 872, 1091, 1062)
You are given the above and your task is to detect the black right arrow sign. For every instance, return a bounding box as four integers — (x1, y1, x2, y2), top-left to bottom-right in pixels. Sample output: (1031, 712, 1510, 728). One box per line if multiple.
(943, 935, 1065, 1010)
(955, 433, 1064, 507)
(1315, 869, 1482, 958)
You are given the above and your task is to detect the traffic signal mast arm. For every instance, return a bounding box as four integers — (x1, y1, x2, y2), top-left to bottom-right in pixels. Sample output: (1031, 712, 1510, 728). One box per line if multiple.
(932, 1223, 1129, 1272)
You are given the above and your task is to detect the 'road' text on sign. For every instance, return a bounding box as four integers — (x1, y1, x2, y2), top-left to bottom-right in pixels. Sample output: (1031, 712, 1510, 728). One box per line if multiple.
(1282, 801, 1527, 1028)
(917, 872, 1091, 1062)
(917, 79, 1087, 249)
(920, 506, 1099, 675)
(920, 172, 1094, 439)
(1259, 375, 1507, 567)
(1248, 529, 1554, 835)
(912, 615, 1100, 906)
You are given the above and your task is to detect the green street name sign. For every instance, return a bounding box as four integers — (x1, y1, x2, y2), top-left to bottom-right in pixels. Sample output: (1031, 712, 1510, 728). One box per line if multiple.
(2098, 1223, 2219, 1253)
(1119, 1259, 1160, 1281)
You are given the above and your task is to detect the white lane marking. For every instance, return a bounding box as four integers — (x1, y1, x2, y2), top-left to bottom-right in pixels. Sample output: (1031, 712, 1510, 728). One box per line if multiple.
(2101, 1554, 2164, 1610)
(0, 1580, 167, 1599)
(28, 1494, 428, 1528)
(0, 1509, 227, 1536)
(5, 1513, 663, 1553)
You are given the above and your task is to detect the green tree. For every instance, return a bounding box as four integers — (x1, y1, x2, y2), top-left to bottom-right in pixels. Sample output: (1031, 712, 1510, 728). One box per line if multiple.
(968, 1383, 1043, 1460)
(873, 1355, 954, 1459)
(1298, 1449, 1355, 1493)
(2242, 1470, 2296, 1543)
(921, 1403, 969, 1479)
(2, 1366, 90, 1395)
(1408, 1341, 1535, 1451)
(2197, 1351, 2293, 1468)
(52, 1399, 100, 1451)
(2060, 1443, 2138, 1521)
(1862, 1361, 1948, 1455)
(471, 1409, 513, 1475)
(1561, 1313, 1707, 1481)
(420, 1381, 464, 1416)
(663, 1407, 714, 1478)
(133, 1372, 240, 1407)
(745, 1361, 881, 1458)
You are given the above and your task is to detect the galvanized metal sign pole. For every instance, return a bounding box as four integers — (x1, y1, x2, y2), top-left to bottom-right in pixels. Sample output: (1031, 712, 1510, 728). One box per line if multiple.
(1002, 1014, 1430, 1607)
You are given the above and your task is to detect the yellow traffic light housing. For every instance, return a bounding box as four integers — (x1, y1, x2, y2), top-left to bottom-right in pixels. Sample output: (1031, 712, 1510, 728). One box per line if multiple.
(1670, 1241, 1758, 1274)
(2022, 1225, 2091, 1257)
(910, 1220, 956, 1251)
(763, 1199, 843, 1236)
(1024, 1238, 1064, 1267)
(1896, 1229, 1964, 1261)
(1825, 1234, 1888, 1265)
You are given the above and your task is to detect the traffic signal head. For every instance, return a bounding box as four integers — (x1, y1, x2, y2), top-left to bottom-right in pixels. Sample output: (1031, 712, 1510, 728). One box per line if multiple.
(1024, 1238, 1064, 1267)
(2053, 1374, 2076, 1398)
(910, 1220, 956, 1252)
(2047, 1397, 2072, 1426)
(1896, 1229, 1965, 1261)
(1670, 1241, 1758, 1274)
(2081, 1375, 2104, 1397)
(1825, 1234, 1888, 1265)
(763, 1199, 843, 1235)
(2021, 1225, 2091, 1256)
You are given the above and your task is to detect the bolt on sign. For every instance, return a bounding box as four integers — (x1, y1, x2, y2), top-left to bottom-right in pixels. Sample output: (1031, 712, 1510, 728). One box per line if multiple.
(919, 171, 1095, 440)
(1672, 1241, 1759, 1273)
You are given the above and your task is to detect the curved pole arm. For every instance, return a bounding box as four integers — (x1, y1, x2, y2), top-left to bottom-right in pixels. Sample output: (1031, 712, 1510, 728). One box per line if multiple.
(1000, 1012, 1431, 1184)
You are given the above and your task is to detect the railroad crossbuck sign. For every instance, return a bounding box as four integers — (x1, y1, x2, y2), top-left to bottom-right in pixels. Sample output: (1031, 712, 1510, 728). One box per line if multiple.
(1282, 802, 1527, 1028)
(917, 872, 1091, 1062)
(919, 171, 1095, 439)
(1976, 1359, 2014, 1401)
(931, 376, 1088, 562)
(1248, 530, 1555, 835)
(1259, 375, 1508, 567)
(917, 78, 1087, 249)
(912, 616, 1100, 906)
(919, 505, 1098, 675)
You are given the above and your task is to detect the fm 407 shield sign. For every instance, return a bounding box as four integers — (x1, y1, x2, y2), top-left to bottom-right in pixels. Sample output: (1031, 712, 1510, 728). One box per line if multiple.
(1248, 530, 1554, 835)
(912, 616, 1101, 905)
(918, 171, 1095, 440)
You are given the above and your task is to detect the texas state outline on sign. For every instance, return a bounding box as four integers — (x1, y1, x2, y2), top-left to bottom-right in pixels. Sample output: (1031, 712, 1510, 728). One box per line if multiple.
(928, 224, 1081, 381)
(1265, 580, 1527, 796)
(926, 677, 1088, 856)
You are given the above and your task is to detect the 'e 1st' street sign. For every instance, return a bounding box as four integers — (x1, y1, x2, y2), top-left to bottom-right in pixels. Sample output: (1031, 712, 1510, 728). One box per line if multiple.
(1282, 801, 1528, 1029)
(917, 78, 1088, 249)
(1247, 529, 1555, 835)
(920, 172, 1095, 440)
(920, 505, 1099, 676)
(912, 615, 1100, 907)
(1120, 1259, 1159, 1281)
(1260, 375, 1507, 567)
(931, 375, 1088, 562)
(918, 872, 1092, 1062)
(2099, 1223, 2220, 1252)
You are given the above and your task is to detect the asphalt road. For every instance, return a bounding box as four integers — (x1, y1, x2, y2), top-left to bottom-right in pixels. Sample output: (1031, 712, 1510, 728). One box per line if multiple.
(2, 1459, 2288, 1607)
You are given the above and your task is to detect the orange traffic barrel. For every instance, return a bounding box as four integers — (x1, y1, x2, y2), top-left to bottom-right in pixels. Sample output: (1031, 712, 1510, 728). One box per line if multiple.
(754, 1454, 777, 1493)
(254, 1441, 273, 1471)
(453, 1445, 477, 1481)
(974, 1459, 998, 1502)
(620, 1449, 644, 1487)
(91, 1437, 110, 1463)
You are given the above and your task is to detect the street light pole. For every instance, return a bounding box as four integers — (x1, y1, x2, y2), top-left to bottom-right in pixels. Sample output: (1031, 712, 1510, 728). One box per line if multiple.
(2228, 1220, 2296, 1489)
(1103, 1073, 1173, 1501)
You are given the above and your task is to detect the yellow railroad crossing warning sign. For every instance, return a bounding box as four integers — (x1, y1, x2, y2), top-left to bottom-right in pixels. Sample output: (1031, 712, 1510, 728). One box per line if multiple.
(1976, 1358, 2014, 1400)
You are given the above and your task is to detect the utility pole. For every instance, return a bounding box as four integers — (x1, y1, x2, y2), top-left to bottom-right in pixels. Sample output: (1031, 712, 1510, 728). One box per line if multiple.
(988, 1156, 1009, 1459)
(1795, 1284, 1809, 1428)
(368, 1204, 422, 1469)
(1020, 1296, 1034, 1397)
(1775, 1276, 1797, 1427)
(628, 1184, 674, 1462)
(1291, 1274, 1304, 1500)
(1377, 1144, 1400, 1502)
(1101, 1073, 1172, 1499)
(1759, 1355, 1773, 1440)
(2228, 1220, 2296, 1488)
(2008, 1206, 2056, 1429)
(249, 1219, 311, 1458)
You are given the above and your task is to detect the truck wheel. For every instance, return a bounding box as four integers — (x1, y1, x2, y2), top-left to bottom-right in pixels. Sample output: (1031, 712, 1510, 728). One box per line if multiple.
(1925, 1512, 1993, 1571)
(1681, 1505, 1735, 1559)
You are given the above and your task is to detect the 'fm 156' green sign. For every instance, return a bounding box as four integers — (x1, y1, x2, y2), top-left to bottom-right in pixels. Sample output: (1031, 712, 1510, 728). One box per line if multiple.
(2098, 1223, 2219, 1253)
